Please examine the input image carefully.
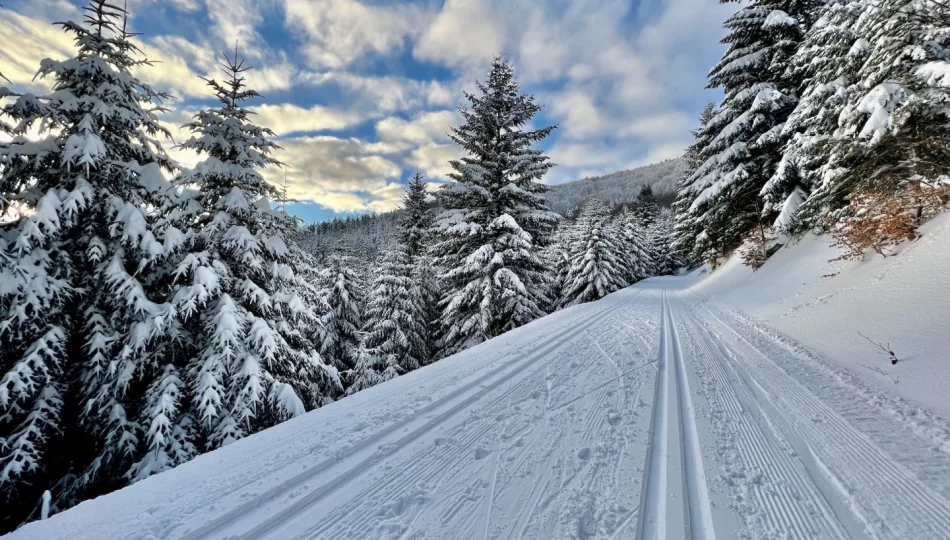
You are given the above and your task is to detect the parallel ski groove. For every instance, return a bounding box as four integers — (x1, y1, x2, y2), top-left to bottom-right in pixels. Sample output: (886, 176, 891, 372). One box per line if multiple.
(635, 290, 670, 540)
(701, 304, 950, 539)
(667, 294, 717, 540)
(679, 299, 850, 540)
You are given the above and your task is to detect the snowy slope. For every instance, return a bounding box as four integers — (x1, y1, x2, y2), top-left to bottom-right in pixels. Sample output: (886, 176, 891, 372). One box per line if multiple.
(8, 222, 950, 540)
(690, 211, 950, 417)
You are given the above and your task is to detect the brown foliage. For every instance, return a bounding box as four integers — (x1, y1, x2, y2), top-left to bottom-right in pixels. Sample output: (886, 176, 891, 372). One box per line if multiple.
(739, 229, 771, 270)
(829, 179, 950, 260)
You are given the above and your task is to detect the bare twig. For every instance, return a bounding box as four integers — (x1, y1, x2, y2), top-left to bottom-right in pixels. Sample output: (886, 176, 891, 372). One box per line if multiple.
(857, 361, 888, 376)
(857, 331, 900, 365)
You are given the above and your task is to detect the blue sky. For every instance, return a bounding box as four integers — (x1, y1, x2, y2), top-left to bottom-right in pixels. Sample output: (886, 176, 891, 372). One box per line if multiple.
(1, 0, 732, 223)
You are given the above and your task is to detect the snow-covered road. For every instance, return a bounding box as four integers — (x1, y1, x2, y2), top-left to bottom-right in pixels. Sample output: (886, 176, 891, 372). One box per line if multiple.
(10, 278, 950, 540)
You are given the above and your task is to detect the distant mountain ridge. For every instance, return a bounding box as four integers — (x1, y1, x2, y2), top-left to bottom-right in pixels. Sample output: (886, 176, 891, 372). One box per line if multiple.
(544, 158, 685, 216)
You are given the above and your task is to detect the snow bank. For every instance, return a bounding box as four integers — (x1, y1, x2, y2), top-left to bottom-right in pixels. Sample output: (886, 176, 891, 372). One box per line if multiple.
(687, 212, 950, 416)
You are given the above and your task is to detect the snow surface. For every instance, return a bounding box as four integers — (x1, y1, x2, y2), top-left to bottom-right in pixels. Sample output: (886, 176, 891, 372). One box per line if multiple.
(7, 221, 950, 540)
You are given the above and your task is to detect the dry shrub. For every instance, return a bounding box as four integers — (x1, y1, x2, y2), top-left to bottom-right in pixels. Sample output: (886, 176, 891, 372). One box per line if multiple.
(739, 229, 772, 270)
(829, 179, 950, 260)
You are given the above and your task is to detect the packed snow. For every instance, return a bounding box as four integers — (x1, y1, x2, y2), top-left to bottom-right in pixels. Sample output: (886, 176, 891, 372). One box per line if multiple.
(8, 218, 950, 540)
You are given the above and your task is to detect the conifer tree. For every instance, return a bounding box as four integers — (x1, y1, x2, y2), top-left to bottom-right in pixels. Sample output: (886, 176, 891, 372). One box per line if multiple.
(318, 250, 365, 376)
(631, 185, 660, 227)
(431, 56, 559, 355)
(399, 171, 432, 263)
(539, 225, 572, 312)
(345, 338, 400, 396)
(362, 247, 426, 373)
(764, 0, 871, 230)
(1, 1, 180, 525)
(617, 209, 654, 283)
(674, 102, 718, 263)
(168, 50, 338, 452)
(398, 173, 440, 364)
(681, 0, 823, 258)
(801, 0, 950, 224)
(648, 208, 680, 276)
(561, 199, 626, 306)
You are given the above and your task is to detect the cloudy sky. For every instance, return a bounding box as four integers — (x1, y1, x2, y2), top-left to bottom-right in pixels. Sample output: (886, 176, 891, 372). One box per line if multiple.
(1, 0, 731, 222)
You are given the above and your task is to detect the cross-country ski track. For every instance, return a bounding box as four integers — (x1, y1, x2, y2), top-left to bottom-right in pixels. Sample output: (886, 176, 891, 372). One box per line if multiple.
(10, 278, 950, 540)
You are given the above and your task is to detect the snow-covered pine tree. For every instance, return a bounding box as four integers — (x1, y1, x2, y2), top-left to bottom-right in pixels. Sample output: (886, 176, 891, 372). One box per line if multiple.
(345, 338, 400, 396)
(674, 102, 717, 264)
(399, 171, 432, 262)
(802, 0, 950, 226)
(362, 246, 426, 373)
(763, 0, 871, 231)
(398, 173, 440, 364)
(631, 185, 660, 227)
(681, 0, 823, 260)
(167, 50, 338, 453)
(648, 208, 681, 276)
(561, 199, 627, 306)
(318, 249, 365, 377)
(1, 1, 183, 526)
(539, 225, 572, 313)
(431, 56, 559, 355)
(617, 208, 654, 283)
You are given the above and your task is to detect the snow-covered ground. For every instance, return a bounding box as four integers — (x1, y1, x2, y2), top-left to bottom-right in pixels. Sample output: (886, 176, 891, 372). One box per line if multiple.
(8, 220, 950, 540)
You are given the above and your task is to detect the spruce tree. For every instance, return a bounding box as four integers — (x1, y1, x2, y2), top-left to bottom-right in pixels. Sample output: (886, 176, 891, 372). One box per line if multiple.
(399, 171, 432, 263)
(648, 208, 680, 276)
(168, 50, 338, 451)
(539, 225, 572, 312)
(674, 102, 718, 263)
(1, 1, 180, 526)
(318, 250, 365, 377)
(362, 247, 426, 373)
(345, 338, 400, 396)
(801, 0, 950, 224)
(631, 185, 660, 227)
(617, 209, 654, 283)
(764, 0, 871, 230)
(681, 0, 823, 259)
(398, 173, 440, 364)
(561, 199, 626, 306)
(431, 56, 559, 355)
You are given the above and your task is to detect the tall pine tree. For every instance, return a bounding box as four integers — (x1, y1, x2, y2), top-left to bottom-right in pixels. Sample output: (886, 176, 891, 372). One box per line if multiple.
(318, 250, 365, 377)
(764, 0, 871, 230)
(431, 56, 559, 355)
(398, 173, 440, 364)
(674, 102, 718, 264)
(561, 199, 627, 306)
(1, 1, 180, 526)
(681, 0, 823, 259)
(802, 0, 950, 223)
(361, 246, 426, 373)
(168, 50, 338, 453)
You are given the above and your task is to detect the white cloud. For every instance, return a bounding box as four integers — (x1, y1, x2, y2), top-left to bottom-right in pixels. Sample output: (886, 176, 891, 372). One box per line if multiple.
(414, 0, 503, 67)
(0, 9, 77, 91)
(204, 0, 265, 53)
(375, 110, 458, 150)
(253, 103, 363, 136)
(299, 71, 455, 114)
(270, 136, 403, 212)
(407, 143, 463, 179)
(284, 0, 429, 69)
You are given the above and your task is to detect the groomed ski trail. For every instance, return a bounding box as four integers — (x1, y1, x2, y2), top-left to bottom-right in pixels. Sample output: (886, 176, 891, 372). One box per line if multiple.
(9, 280, 950, 540)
